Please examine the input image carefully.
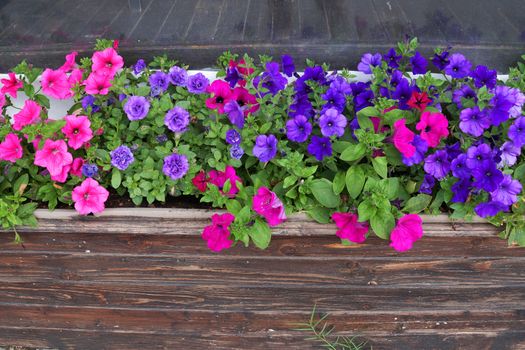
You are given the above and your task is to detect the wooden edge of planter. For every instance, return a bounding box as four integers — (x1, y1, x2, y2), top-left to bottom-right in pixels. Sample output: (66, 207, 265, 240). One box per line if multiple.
(1, 208, 502, 237)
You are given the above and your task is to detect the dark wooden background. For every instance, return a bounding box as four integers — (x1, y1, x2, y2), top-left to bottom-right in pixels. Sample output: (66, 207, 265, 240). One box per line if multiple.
(0, 211, 524, 349)
(0, 0, 524, 71)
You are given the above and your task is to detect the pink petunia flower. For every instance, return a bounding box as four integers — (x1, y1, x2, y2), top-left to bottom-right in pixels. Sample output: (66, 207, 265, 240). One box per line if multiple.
(192, 170, 209, 192)
(72, 178, 109, 215)
(331, 212, 369, 243)
(393, 119, 416, 157)
(252, 186, 287, 227)
(0, 72, 23, 98)
(205, 80, 233, 114)
(84, 72, 112, 95)
(13, 100, 42, 131)
(231, 86, 259, 115)
(58, 51, 78, 72)
(41, 68, 72, 99)
(50, 164, 70, 183)
(390, 214, 424, 252)
(62, 115, 93, 150)
(68, 68, 84, 86)
(0, 133, 23, 162)
(201, 213, 235, 252)
(91, 47, 124, 78)
(416, 111, 449, 148)
(0, 93, 5, 110)
(70, 158, 84, 177)
(34, 139, 73, 177)
(208, 166, 242, 197)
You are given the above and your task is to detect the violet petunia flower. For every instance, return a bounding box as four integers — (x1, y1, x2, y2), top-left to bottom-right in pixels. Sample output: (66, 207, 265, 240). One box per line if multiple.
(224, 100, 245, 129)
(168, 66, 188, 87)
(423, 150, 450, 180)
(452, 85, 477, 109)
(499, 141, 521, 167)
(475, 201, 508, 218)
(230, 145, 244, 159)
(149, 71, 169, 96)
(470, 65, 497, 89)
(133, 59, 146, 75)
(432, 50, 450, 70)
(286, 115, 312, 143)
(508, 117, 525, 147)
(357, 53, 382, 74)
(466, 144, 493, 169)
(472, 161, 503, 192)
(459, 106, 491, 137)
(253, 134, 278, 162)
(164, 106, 190, 133)
(451, 178, 472, 203)
(410, 51, 428, 74)
(319, 108, 347, 137)
(383, 48, 402, 69)
(307, 135, 332, 161)
(281, 55, 295, 77)
(451, 153, 471, 179)
(444, 53, 472, 78)
(419, 174, 435, 194)
(187, 73, 210, 94)
(402, 135, 428, 166)
(124, 96, 150, 121)
(225, 129, 241, 145)
(490, 174, 522, 206)
(110, 145, 135, 171)
(163, 153, 189, 180)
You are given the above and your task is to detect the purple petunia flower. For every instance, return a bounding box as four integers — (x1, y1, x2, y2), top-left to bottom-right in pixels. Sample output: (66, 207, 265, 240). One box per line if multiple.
(508, 117, 525, 147)
(319, 108, 347, 137)
(402, 135, 428, 166)
(475, 201, 508, 218)
(187, 73, 210, 94)
(466, 144, 493, 169)
(156, 134, 168, 143)
(82, 95, 100, 113)
(472, 161, 503, 192)
(225, 66, 241, 88)
(354, 89, 375, 111)
(499, 141, 521, 167)
(389, 70, 405, 88)
(452, 85, 477, 109)
(357, 53, 382, 74)
(392, 79, 413, 110)
(445, 142, 462, 161)
(459, 106, 491, 137)
(321, 88, 346, 112)
(124, 96, 150, 121)
(168, 66, 188, 87)
(451, 178, 472, 203)
(424, 150, 450, 180)
(225, 129, 241, 145)
(432, 50, 450, 70)
(307, 135, 332, 161)
(470, 65, 497, 89)
(286, 115, 312, 143)
(489, 86, 516, 126)
(110, 145, 135, 171)
(253, 134, 278, 162)
(444, 53, 472, 78)
(81, 163, 98, 178)
(164, 106, 190, 133)
(230, 145, 244, 159)
(163, 153, 189, 180)
(329, 76, 352, 95)
(491, 174, 522, 205)
(224, 100, 244, 129)
(451, 154, 471, 179)
(383, 48, 402, 69)
(289, 93, 313, 118)
(281, 55, 295, 77)
(410, 51, 428, 74)
(149, 71, 169, 96)
(253, 62, 287, 96)
(419, 174, 435, 194)
(133, 59, 146, 75)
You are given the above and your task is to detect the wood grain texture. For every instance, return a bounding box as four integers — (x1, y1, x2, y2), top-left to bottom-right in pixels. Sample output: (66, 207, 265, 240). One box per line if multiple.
(0, 208, 523, 349)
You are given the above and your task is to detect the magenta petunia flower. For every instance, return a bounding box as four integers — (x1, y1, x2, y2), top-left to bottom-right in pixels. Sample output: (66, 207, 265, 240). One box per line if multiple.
(91, 47, 124, 78)
(252, 186, 287, 227)
(416, 111, 449, 148)
(58, 51, 78, 72)
(84, 72, 112, 95)
(0, 133, 23, 162)
(331, 212, 368, 243)
(72, 178, 109, 215)
(208, 165, 242, 197)
(70, 157, 84, 178)
(205, 80, 232, 114)
(390, 214, 424, 252)
(393, 119, 416, 157)
(13, 100, 42, 131)
(201, 213, 235, 252)
(0, 72, 23, 98)
(62, 115, 93, 150)
(50, 163, 70, 183)
(34, 139, 73, 177)
(41, 68, 72, 99)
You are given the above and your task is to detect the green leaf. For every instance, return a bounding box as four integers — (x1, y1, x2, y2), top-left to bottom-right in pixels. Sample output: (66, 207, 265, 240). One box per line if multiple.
(404, 194, 432, 213)
(356, 107, 378, 130)
(13, 174, 29, 195)
(310, 179, 341, 208)
(340, 143, 367, 162)
(346, 166, 365, 199)
(357, 200, 377, 222)
(226, 200, 242, 215)
(332, 171, 346, 195)
(283, 175, 298, 189)
(370, 209, 395, 239)
(250, 218, 272, 249)
(306, 206, 331, 224)
(372, 157, 388, 179)
(111, 169, 122, 189)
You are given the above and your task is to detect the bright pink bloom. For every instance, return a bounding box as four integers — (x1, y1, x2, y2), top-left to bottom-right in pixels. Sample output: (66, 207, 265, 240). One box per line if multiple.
(113, 40, 119, 50)
(192, 170, 208, 192)
(331, 212, 369, 243)
(13, 100, 42, 131)
(84, 72, 112, 95)
(1, 72, 23, 98)
(205, 80, 232, 114)
(390, 214, 424, 252)
(393, 119, 416, 157)
(41, 68, 72, 99)
(58, 51, 78, 72)
(34, 139, 72, 177)
(416, 111, 449, 148)
(231, 86, 259, 115)
(252, 186, 287, 226)
(68, 69, 84, 86)
(50, 164, 70, 183)
(70, 158, 84, 177)
(72, 178, 109, 215)
(0, 133, 23, 162)
(229, 58, 254, 77)
(0, 93, 5, 110)
(62, 115, 93, 150)
(208, 166, 241, 196)
(201, 213, 235, 252)
(91, 47, 124, 77)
